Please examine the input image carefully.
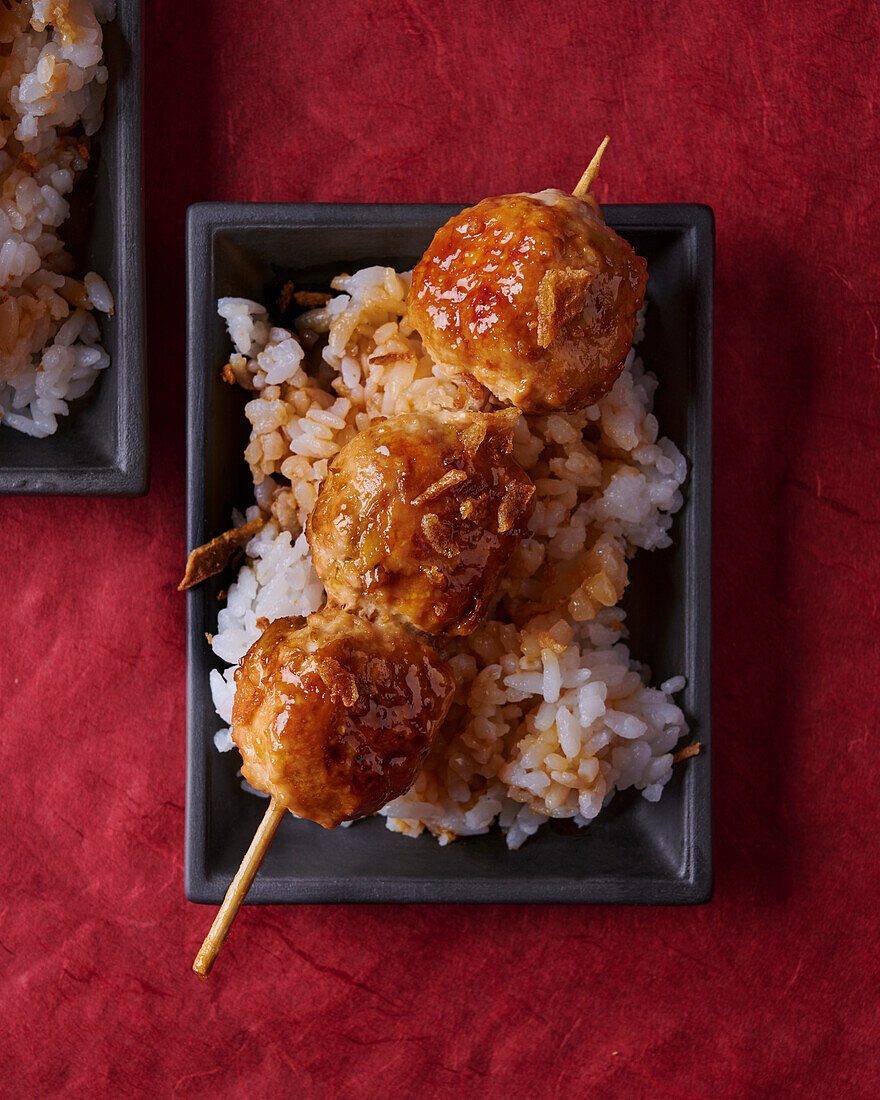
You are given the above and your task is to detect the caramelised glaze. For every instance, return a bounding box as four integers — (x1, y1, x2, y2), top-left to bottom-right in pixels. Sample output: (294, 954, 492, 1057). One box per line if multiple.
(307, 408, 535, 635)
(407, 190, 647, 413)
(232, 607, 454, 828)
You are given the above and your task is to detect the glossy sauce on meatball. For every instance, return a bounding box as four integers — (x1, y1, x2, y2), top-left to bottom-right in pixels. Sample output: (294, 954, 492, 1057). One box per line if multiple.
(407, 190, 647, 413)
(307, 408, 535, 635)
(232, 607, 454, 828)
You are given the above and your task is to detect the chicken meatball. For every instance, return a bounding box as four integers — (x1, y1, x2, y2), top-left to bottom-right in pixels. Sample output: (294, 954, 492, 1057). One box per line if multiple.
(307, 408, 535, 636)
(232, 607, 454, 828)
(407, 190, 647, 413)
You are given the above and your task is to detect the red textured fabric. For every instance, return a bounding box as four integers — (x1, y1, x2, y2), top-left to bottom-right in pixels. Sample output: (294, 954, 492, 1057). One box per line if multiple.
(3, 1, 879, 1095)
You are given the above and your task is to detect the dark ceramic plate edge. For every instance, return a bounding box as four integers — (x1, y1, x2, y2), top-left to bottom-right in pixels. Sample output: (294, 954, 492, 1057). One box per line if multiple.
(185, 201, 713, 905)
(0, 0, 146, 496)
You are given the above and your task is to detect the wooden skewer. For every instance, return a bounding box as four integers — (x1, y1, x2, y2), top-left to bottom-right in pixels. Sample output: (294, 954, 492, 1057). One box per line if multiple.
(192, 797, 286, 978)
(193, 136, 613, 980)
(572, 135, 610, 197)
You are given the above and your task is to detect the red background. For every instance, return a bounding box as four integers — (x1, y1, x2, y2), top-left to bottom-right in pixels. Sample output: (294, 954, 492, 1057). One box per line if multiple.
(3, 1, 879, 1095)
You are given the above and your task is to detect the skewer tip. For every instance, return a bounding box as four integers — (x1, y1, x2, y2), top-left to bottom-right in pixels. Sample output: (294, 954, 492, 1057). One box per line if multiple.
(191, 798, 286, 978)
(572, 136, 610, 198)
(192, 948, 214, 979)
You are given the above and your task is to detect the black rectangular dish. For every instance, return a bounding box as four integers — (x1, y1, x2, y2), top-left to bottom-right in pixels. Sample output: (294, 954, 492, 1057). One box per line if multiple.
(0, 0, 146, 496)
(185, 201, 713, 904)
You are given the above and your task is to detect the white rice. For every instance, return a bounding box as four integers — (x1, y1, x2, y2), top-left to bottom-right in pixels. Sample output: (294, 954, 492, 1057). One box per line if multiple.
(0, 1, 116, 438)
(211, 265, 690, 848)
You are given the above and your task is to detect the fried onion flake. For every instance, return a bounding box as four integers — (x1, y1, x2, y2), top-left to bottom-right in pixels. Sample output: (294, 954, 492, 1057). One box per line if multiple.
(536, 267, 593, 348)
(497, 481, 536, 533)
(412, 469, 468, 506)
(178, 516, 266, 591)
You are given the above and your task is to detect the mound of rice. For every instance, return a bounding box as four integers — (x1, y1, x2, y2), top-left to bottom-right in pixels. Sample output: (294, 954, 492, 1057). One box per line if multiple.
(0, 0, 115, 438)
(210, 265, 690, 849)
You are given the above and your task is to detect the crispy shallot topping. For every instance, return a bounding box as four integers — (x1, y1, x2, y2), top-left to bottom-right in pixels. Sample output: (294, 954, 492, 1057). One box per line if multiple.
(368, 350, 418, 366)
(536, 266, 593, 348)
(490, 407, 522, 431)
(310, 655, 359, 707)
(178, 516, 266, 590)
(420, 513, 459, 557)
(459, 371, 489, 402)
(294, 290, 332, 307)
(412, 468, 468, 506)
(497, 481, 536, 533)
(459, 495, 487, 522)
(459, 416, 488, 456)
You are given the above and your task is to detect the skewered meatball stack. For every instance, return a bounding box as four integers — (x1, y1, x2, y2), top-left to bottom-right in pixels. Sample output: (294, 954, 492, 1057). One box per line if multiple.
(407, 189, 647, 413)
(232, 607, 454, 828)
(307, 408, 536, 635)
(193, 144, 646, 975)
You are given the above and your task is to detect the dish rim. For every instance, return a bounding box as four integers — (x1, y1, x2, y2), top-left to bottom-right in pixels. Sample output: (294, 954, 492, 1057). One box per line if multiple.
(185, 199, 714, 905)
